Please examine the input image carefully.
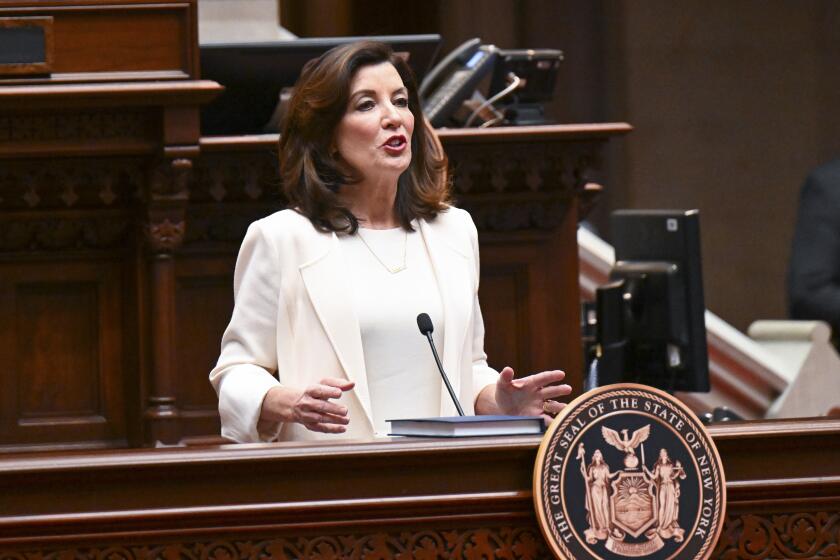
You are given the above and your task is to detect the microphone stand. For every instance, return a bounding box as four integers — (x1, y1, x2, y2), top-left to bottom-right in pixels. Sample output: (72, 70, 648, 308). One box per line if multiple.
(422, 331, 465, 416)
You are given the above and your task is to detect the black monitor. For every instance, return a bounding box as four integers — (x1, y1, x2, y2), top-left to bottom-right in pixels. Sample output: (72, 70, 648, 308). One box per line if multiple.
(200, 34, 442, 136)
(589, 209, 710, 393)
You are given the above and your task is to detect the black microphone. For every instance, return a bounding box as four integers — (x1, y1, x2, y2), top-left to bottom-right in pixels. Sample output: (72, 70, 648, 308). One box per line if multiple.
(417, 313, 465, 416)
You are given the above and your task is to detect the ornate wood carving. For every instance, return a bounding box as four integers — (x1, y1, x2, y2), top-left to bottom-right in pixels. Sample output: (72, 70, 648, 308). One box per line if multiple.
(143, 156, 195, 445)
(0, 0, 220, 452)
(0, 214, 131, 252)
(0, 158, 144, 211)
(0, 111, 146, 144)
(0, 158, 142, 256)
(0, 421, 839, 557)
(444, 140, 604, 234)
(144, 157, 192, 254)
(715, 511, 840, 559)
(0, 527, 549, 560)
(189, 128, 619, 248)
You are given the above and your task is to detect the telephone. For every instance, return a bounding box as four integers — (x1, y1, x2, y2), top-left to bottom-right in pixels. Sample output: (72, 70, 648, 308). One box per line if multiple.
(419, 38, 497, 128)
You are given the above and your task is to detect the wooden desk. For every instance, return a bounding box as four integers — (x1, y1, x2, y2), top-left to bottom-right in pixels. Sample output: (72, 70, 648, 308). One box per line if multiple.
(0, 0, 631, 451)
(0, 120, 629, 451)
(0, 417, 837, 559)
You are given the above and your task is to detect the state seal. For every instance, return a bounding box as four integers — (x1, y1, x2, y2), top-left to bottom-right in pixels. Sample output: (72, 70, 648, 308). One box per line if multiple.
(534, 384, 725, 560)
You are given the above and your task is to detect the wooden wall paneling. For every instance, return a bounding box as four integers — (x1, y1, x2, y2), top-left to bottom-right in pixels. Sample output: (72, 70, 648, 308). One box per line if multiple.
(479, 257, 533, 374)
(479, 220, 582, 382)
(0, 0, 219, 451)
(0, 0, 199, 82)
(0, 259, 127, 450)
(173, 255, 233, 439)
(0, 154, 146, 451)
(277, 0, 352, 38)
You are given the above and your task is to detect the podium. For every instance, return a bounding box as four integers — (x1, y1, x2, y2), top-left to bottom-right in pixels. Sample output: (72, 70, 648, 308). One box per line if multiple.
(0, 0, 631, 450)
(1, 419, 839, 558)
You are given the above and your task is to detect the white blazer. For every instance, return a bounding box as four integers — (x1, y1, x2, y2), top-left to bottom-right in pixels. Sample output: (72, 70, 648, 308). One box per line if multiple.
(210, 206, 499, 442)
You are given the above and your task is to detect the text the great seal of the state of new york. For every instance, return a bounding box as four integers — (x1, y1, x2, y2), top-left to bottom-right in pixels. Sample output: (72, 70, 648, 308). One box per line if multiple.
(533, 384, 726, 560)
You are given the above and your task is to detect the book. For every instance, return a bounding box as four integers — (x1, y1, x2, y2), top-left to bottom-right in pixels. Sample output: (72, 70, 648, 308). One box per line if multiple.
(387, 415, 545, 437)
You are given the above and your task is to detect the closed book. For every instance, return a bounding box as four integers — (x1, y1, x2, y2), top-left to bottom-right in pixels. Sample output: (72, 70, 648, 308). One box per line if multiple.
(387, 415, 545, 437)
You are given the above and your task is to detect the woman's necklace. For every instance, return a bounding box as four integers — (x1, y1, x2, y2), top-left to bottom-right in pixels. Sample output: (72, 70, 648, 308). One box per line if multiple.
(356, 229, 408, 274)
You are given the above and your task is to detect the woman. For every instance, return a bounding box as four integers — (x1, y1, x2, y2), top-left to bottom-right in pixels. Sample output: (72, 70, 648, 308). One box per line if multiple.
(209, 41, 571, 443)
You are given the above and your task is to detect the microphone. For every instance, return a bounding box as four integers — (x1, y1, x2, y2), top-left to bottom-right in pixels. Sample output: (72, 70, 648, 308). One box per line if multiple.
(417, 313, 465, 416)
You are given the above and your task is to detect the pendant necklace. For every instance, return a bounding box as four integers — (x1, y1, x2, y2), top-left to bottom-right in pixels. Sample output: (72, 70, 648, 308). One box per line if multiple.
(356, 229, 408, 274)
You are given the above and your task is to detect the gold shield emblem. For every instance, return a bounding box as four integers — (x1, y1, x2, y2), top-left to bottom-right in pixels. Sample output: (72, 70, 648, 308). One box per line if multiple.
(610, 471, 656, 538)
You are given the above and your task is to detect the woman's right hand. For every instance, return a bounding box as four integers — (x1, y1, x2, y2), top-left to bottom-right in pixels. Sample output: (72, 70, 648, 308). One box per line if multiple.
(260, 378, 355, 434)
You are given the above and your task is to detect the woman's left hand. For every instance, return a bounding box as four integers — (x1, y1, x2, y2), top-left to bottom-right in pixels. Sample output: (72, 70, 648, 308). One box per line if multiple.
(485, 367, 571, 425)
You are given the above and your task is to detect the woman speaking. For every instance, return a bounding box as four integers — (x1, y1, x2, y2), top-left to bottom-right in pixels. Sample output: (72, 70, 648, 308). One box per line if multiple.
(210, 41, 571, 442)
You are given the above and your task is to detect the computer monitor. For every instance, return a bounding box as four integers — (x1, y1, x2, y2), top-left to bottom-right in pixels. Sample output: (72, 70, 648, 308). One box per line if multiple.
(590, 209, 710, 393)
(200, 34, 442, 136)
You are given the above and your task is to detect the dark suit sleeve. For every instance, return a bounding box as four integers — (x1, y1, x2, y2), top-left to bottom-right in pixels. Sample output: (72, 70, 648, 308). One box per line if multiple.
(788, 162, 840, 327)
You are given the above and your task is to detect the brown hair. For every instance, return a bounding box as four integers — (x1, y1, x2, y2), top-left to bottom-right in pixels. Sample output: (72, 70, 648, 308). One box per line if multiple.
(279, 40, 449, 233)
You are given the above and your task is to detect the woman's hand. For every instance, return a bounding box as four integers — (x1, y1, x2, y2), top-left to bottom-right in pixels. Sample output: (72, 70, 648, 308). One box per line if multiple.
(477, 367, 571, 426)
(260, 378, 355, 434)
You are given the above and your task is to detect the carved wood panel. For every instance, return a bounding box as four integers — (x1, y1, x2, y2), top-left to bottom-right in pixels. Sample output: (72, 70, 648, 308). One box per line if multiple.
(480, 263, 532, 374)
(0, 1, 197, 79)
(0, 259, 127, 448)
(715, 511, 840, 560)
(0, 526, 550, 560)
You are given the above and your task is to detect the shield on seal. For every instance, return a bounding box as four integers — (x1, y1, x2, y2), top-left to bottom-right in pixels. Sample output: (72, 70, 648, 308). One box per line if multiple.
(610, 471, 656, 538)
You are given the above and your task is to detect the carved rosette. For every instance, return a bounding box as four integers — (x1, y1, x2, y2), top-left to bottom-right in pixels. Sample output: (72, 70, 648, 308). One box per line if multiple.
(144, 158, 192, 254)
(715, 511, 840, 559)
(0, 526, 548, 560)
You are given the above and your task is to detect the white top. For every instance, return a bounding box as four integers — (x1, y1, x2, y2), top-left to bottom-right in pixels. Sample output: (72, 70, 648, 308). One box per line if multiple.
(339, 225, 444, 435)
(210, 207, 500, 443)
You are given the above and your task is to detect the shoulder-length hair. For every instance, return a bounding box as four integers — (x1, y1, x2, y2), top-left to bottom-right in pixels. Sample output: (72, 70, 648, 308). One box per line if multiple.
(279, 40, 449, 233)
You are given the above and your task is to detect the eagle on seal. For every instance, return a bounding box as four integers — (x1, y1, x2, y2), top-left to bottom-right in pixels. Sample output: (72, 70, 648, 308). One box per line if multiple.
(601, 425, 651, 468)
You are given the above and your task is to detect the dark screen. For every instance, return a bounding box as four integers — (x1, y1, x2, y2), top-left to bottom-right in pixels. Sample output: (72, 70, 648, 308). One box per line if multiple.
(200, 34, 441, 136)
(599, 209, 709, 393)
(0, 26, 46, 64)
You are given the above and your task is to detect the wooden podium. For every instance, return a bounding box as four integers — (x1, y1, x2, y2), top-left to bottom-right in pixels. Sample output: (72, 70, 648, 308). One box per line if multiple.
(2, 3, 840, 559)
(0, 418, 839, 558)
(0, 0, 631, 451)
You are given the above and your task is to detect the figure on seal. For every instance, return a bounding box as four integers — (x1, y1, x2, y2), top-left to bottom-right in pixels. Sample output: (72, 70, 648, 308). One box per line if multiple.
(644, 448, 686, 541)
(578, 445, 620, 543)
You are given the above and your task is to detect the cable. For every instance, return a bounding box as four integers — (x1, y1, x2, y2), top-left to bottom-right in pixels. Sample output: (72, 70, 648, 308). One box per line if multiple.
(479, 116, 504, 128)
(464, 72, 522, 128)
